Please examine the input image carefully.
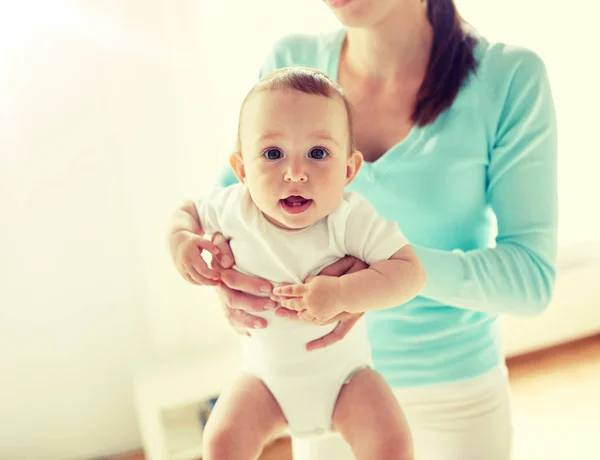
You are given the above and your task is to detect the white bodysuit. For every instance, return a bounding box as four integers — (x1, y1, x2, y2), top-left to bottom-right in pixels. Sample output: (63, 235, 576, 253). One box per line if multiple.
(195, 184, 408, 437)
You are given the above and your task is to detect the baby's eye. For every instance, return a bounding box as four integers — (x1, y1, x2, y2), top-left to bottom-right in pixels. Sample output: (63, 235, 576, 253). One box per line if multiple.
(263, 148, 283, 160)
(308, 148, 328, 160)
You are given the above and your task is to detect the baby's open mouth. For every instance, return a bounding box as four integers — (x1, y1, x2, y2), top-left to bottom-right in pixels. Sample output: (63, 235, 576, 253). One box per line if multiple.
(280, 195, 313, 214)
(283, 195, 309, 207)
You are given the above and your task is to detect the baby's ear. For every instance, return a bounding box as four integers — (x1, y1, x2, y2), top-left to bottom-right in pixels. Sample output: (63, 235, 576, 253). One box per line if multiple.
(229, 152, 246, 183)
(345, 150, 363, 184)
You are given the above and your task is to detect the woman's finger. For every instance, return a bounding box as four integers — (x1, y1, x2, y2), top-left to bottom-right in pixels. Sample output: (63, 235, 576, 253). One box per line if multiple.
(183, 273, 197, 285)
(226, 307, 265, 332)
(274, 307, 300, 320)
(184, 266, 220, 286)
(218, 284, 275, 314)
(190, 257, 220, 281)
(319, 255, 360, 277)
(317, 311, 353, 325)
(211, 233, 235, 268)
(220, 268, 272, 295)
(345, 257, 369, 275)
(216, 287, 268, 330)
(306, 313, 364, 351)
(217, 293, 254, 336)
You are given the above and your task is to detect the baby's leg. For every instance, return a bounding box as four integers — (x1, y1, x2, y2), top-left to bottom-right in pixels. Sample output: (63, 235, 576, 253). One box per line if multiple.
(203, 373, 287, 460)
(332, 368, 414, 460)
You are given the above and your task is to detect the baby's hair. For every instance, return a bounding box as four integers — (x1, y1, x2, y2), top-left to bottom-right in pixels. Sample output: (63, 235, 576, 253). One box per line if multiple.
(236, 66, 354, 152)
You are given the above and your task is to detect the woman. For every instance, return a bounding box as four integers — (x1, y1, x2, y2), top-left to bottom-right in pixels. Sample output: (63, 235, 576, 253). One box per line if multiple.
(168, 0, 557, 458)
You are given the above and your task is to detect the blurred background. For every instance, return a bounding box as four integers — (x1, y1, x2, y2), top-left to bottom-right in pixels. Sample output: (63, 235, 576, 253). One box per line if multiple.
(1, 1, 599, 459)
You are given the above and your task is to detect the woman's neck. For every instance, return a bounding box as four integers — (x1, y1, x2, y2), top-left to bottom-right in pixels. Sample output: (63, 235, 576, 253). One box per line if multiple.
(343, 1, 433, 83)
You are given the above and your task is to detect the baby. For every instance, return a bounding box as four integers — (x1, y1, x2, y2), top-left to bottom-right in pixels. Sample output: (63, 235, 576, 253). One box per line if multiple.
(172, 67, 426, 460)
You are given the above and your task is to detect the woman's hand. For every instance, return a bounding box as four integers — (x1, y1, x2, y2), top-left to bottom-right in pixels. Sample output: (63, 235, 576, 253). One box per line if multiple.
(274, 255, 368, 351)
(210, 233, 276, 336)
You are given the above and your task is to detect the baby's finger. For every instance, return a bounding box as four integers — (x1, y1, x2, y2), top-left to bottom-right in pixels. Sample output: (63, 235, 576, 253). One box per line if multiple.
(270, 283, 290, 301)
(211, 233, 234, 268)
(298, 310, 316, 322)
(273, 283, 307, 297)
(280, 298, 304, 311)
(196, 239, 221, 258)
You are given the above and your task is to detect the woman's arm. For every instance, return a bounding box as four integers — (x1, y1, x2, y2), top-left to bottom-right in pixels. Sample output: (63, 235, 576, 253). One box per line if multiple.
(417, 52, 557, 316)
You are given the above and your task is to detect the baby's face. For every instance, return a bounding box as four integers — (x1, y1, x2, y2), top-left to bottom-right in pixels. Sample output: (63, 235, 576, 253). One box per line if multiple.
(234, 89, 360, 230)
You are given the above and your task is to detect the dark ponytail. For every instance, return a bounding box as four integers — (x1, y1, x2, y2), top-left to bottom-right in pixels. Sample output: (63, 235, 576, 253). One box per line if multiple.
(413, 0, 478, 126)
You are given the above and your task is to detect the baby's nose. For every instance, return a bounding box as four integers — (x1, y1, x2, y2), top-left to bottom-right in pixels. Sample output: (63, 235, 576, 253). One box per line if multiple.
(284, 161, 308, 182)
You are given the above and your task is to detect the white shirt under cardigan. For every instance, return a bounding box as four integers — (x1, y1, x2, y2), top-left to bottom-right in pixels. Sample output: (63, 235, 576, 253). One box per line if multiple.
(195, 184, 408, 436)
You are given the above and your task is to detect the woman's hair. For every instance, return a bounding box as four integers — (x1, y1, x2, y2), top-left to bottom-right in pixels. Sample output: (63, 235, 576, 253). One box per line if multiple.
(238, 67, 354, 151)
(415, 0, 478, 126)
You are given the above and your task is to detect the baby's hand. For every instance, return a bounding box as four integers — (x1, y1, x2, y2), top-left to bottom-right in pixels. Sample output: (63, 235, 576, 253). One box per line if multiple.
(170, 231, 221, 286)
(272, 276, 343, 323)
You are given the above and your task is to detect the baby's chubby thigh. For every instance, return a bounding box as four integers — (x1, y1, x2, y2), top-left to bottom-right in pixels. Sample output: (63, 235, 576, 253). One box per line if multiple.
(242, 312, 373, 437)
(332, 368, 414, 459)
(290, 368, 413, 460)
(202, 372, 287, 460)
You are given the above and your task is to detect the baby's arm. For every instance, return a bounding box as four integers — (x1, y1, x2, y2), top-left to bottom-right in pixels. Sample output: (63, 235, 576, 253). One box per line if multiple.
(272, 245, 425, 322)
(273, 194, 425, 321)
(169, 200, 204, 236)
(338, 244, 425, 314)
(336, 194, 426, 313)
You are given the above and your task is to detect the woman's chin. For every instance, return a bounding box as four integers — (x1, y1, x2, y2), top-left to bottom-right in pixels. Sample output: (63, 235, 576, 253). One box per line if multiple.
(327, 0, 354, 8)
(327, 0, 364, 22)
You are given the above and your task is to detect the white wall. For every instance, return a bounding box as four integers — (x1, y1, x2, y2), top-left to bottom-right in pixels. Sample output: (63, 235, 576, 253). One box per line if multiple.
(0, 1, 598, 459)
(0, 1, 232, 459)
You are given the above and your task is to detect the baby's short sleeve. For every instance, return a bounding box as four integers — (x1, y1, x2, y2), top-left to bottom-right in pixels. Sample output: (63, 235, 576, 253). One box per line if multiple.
(194, 185, 240, 237)
(343, 193, 409, 265)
